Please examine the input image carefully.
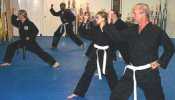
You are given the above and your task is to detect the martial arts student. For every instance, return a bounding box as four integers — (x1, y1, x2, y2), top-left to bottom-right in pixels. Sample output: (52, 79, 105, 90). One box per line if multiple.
(78, 12, 94, 40)
(78, 12, 96, 57)
(50, 2, 84, 49)
(0, 9, 60, 68)
(67, 11, 118, 99)
(110, 10, 129, 63)
(104, 3, 174, 100)
(84, 10, 129, 63)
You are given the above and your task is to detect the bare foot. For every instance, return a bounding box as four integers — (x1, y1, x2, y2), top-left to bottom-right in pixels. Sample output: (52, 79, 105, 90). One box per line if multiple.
(67, 94, 78, 100)
(0, 62, 11, 67)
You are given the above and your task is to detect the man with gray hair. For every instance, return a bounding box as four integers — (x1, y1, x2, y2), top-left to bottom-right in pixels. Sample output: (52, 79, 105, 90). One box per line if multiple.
(104, 3, 174, 100)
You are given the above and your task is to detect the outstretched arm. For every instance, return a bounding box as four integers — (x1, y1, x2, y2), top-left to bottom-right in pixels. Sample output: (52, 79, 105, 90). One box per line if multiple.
(50, 4, 61, 16)
(11, 14, 19, 27)
(103, 24, 130, 44)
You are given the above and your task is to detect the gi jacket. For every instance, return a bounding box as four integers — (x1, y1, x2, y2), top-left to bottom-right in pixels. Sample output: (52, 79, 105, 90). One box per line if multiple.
(104, 22, 174, 68)
(11, 15, 39, 42)
(50, 8, 75, 24)
(88, 25, 116, 59)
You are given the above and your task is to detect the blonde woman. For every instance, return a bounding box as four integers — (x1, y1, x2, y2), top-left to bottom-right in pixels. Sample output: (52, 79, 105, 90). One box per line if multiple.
(68, 11, 118, 99)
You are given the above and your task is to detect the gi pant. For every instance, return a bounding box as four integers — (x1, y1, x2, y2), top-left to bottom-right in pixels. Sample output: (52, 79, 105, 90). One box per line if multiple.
(73, 51, 118, 97)
(110, 68, 165, 100)
(52, 23, 83, 47)
(3, 40, 57, 66)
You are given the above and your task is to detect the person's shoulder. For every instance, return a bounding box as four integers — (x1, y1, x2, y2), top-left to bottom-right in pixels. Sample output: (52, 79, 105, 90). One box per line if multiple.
(27, 19, 36, 26)
(118, 19, 126, 23)
(127, 23, 137, 30)
(27, 19, 33, 24)
(65, 9, 72, 12)
(151, 23, 161, 30)
(149, 23, 163, 33)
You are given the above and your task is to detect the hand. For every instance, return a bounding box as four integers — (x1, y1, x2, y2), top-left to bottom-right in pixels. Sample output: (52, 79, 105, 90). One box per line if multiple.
(84, 16, 89, 22)
(51, 4, 53, 8)
(26, 37, 30, 41)
(150, 60, 160, 70)
(83, 19, 88, 24)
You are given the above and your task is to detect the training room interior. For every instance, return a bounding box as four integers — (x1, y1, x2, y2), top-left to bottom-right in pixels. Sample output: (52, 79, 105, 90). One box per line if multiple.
(0, 0, 175, 100)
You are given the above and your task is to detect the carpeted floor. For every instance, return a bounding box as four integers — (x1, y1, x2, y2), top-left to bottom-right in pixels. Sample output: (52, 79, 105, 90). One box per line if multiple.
(0, 37, 174, 100)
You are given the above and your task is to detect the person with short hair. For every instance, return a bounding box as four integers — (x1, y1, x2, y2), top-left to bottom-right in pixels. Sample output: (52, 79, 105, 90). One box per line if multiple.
(104, 3, 174, 100)
(0, 9, 60, 68)
(110, 10, 129, 63)
(50, 2, 84, 49)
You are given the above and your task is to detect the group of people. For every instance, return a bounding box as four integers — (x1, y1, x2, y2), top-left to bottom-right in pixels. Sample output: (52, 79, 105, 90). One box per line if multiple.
(0, 2, 174, 100)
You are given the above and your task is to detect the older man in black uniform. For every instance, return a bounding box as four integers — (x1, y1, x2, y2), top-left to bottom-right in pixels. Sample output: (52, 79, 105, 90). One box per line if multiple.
(0, 9, 60, 68)
(50, 2, 84, 48)
(105, 3, 174, 100)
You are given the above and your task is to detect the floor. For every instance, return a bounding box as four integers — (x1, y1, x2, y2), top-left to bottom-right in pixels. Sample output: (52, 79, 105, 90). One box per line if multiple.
(0, 37, 175, 100)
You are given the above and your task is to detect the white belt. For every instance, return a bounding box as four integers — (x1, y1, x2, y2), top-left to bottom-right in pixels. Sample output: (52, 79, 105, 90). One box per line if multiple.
(60, 23, 69, 37)
(124, 64, 151, 100)
(94, 44, 109, 80)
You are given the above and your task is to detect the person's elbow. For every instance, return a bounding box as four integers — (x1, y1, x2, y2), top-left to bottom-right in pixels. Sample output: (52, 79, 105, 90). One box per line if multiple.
(169, 42, 175, 55)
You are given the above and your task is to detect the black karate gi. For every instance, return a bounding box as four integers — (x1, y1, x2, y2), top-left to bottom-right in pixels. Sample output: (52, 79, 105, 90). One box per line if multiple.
(3, 15, 57, 66)
(78, 20, 95, 57)
(103, 23, 174, 100)
(73, 25, 118, 97)
(78, 20, 95, 40)
(84, 19, 129, 64)
(112, 19, 129, 64)
(50, 8, 83, 48)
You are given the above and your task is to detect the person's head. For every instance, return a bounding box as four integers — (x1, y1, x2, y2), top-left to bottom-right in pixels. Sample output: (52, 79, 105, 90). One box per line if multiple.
(18, 9, 28, 22)
(132, 3, 150, 23)
(83, 12, 90, 21)
(60, 2, 66, 10)
(95, 11, 108, 26)
(111, 10, 121, 20)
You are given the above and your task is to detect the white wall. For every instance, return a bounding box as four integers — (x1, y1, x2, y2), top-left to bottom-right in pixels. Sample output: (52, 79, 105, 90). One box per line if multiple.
(121, 0, 175, 37)
(166, 0, 175, 37)
(14, 0, 112, 36)
(12, 0, 175, 37)
(18, 0, 44, 36)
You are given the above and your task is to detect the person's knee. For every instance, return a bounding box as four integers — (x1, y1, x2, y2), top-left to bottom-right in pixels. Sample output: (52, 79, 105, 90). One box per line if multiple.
(84, 64, 96, 75)
(146, 95, 165, 100)
(110, 90, 128, 100)
(8, 43, 17, 49)
(36, 51, 47, 57)
(145, 90, 165, 100)
(54, 31, 61, 36)
(143, 81, 165, 100)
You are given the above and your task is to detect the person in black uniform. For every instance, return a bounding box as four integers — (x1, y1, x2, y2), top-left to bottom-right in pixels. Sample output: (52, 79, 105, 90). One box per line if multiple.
(104, 3, 174, 100)
(0, 9, 60, 68)
(50, 2, 84, 48)
(78, 12, 95, 40)
(78, 12, 96, 57)
(110, 10, 129, 64)
(83, 10, 129, 64)
(67, 11, 118, 99)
